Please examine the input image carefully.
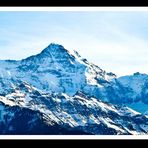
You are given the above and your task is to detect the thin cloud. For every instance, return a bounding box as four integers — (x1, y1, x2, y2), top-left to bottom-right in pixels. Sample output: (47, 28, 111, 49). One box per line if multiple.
(0, 11, 148, 76)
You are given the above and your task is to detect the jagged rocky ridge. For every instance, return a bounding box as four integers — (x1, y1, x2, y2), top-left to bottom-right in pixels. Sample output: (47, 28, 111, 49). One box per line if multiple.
(0, 43, 148, 112)
(0, 82, 148, 135)
(0, 43, 148, 134)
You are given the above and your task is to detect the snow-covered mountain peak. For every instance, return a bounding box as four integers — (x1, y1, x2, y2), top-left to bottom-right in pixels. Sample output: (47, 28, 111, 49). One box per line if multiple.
(117, 72, 148, 96)
(41, 43, 67, 54)
(0, 43, 148, 134)
(0, 43, 118, 99)
(39, 43, 75, 59)
(20, 43, 80, 71)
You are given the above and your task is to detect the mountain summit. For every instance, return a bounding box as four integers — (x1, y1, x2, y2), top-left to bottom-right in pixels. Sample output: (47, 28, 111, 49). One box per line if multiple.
(0, 43, 148, 110)
(41, 43, 71, 56)
(23, 43, 77, 65)
(0, 43, 148, 135)
(0, 43, 116, 97)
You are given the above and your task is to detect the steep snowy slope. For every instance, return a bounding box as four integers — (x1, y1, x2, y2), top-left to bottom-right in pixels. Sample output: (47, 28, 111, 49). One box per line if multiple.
(0, 82, 148, 135)
(0, 43, 148, 114)
(0, 101, 87, 135)
(116, 72, 148, 113)
(0, 43, 116, 101)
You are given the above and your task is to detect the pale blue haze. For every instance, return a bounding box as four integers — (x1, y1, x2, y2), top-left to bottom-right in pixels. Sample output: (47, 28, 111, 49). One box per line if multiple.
(0, 11, 148, 76)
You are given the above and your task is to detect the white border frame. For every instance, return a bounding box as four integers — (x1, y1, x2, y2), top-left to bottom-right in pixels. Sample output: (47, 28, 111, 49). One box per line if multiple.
(0, 7, 148, 139)
(0, 7, 148, 11)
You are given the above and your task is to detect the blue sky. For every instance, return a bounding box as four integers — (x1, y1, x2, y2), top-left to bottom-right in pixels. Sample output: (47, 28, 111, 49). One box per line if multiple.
(0, 11, 148, 76)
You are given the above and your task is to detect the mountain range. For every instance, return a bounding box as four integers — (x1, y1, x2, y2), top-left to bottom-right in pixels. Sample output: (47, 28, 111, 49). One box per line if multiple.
(0, 43, 148, 135)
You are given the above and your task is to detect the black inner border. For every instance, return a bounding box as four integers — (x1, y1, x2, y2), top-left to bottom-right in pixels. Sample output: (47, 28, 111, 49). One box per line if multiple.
(0, 0, 148, 143)
(0, 0, 148, 6)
